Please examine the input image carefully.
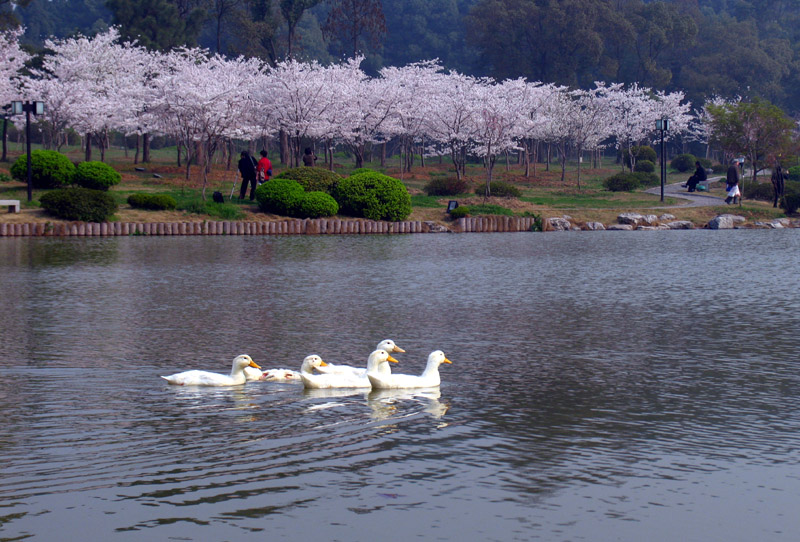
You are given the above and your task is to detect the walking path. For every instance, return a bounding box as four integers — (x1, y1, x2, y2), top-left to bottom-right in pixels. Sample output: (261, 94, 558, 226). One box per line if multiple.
(645, 176, 726, 207)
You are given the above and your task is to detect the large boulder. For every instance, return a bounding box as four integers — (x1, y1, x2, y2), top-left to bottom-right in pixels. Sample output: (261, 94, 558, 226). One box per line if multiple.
(665, 220, 694, 229)
(585, 222, 605, 231)
(548, 217, 571, 231)
(606, 224, 634, 231)
(617, 212, 645, 225)
(708, 214, 745, 229)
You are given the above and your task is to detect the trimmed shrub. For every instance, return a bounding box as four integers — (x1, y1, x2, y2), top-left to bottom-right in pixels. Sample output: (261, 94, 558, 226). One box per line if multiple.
(634, 160, 655, 173)
(670, 153, 696, 172)
(10, 150, 75, 189)
(633, 171, 660, 187)
(603, 173, 641, 192)
(332, 171, 411, 221)
(474, 181, 522, 198)
(294, 191, 339, 218)
(275, 166, 341, 193)
(448, 205, 469, 220)
(622, 145, 657, 168)
(782, 193, 800, 214)
(424, 176, 469, 196)
(73, 161, 121, 190)
(0, 173, 11, 183)
(350, 168, 376, 176)
(39, 188, 117, 221)
(697, 157, 712, 169)
(787, 166, 800, 182)
(712, 163, 726, 173)
(127, 193, 178, 210)
(742, 182, 773, 201)
(255, 178, 305, 216)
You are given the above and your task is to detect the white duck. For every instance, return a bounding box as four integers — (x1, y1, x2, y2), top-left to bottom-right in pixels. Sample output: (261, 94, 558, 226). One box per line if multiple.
(161, 355, 261, 386)
(243, 365, 301, 382)
(317, 339, 406, 378)
(367, 350, 452, 389)
(302, 349, 398, 389)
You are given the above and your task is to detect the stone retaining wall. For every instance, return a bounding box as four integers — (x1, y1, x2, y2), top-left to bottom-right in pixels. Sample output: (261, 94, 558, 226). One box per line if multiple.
(0, 217, 545, 237)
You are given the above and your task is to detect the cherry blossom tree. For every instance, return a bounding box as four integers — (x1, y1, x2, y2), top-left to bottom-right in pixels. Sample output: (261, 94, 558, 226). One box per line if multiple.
(150, 48, 262, 197)
(0, 26, 28, 161)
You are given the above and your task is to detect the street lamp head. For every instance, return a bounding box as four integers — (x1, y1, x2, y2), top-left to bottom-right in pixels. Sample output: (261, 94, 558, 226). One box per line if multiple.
(655, 118, 670, 131)
(11, 101, 23, 115)
(35, 101, 45, 115)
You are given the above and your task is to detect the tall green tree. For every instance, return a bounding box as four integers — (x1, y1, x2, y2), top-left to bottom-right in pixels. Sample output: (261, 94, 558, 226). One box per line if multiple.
(322, 0, 386, 57)
(707, 98, 796, 185)
(107, 0, 204, 50)
(279, 0, 322, 58)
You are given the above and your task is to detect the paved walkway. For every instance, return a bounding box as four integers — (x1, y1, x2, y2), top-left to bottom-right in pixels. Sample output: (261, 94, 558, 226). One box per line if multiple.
(645, 176, 726, 208)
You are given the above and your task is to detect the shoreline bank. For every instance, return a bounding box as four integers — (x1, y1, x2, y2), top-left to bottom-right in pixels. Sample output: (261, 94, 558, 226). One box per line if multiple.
(1, 214, 797, 237)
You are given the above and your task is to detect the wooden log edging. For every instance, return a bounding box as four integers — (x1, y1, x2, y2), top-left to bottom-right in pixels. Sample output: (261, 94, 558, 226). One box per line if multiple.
(0, 216, 546, 237)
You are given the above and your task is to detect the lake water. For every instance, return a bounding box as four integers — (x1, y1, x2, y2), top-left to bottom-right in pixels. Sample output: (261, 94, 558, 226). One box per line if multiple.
(1, 230, 799, 541)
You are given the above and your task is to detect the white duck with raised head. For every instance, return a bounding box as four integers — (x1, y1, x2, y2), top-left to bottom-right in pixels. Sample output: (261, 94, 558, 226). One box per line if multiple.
(302, 349, 398, 389)
(317, 339, 406, 378)
(367, 350, 452, 389)
(161, 355, 261, 386)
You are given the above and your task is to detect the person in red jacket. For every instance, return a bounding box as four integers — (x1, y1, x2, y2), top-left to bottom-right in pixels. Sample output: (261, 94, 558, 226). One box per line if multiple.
(256, 150, 272, 185)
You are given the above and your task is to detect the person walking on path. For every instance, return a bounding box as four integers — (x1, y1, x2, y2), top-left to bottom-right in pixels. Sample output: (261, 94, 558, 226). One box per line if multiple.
(725, 159, 741, 205)
(302, 147, 317, 167)
(237, 151, 258, 201)
(771, 163, 787, 208)
(256, 150, 272, 185)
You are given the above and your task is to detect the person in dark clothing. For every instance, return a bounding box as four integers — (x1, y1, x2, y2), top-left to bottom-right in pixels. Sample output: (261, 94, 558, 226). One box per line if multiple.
(686, 161, 707, 192)
(237, 151, 258, 200)
(771, 163, 787, 208)
(302, 147, 317, 167)
(725, 159, 740, 204)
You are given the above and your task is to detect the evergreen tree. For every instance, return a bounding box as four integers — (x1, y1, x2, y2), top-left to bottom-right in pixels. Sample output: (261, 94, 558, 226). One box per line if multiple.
(107, 0, 204, 50)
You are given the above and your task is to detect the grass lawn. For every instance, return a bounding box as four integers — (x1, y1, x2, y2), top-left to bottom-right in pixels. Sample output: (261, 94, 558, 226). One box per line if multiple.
(0, 143, 790, 226)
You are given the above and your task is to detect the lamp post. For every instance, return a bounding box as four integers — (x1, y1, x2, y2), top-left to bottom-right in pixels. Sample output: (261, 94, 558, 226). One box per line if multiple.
(655, 118, 670, 202)
(11, 100, 45, 202)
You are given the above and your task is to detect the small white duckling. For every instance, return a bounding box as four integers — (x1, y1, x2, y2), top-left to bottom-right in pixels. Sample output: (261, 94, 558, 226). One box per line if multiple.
(161, 355, 261, 386)
(367, 350, 452, 389)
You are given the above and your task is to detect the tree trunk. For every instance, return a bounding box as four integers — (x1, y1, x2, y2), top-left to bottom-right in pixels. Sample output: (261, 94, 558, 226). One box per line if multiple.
(380, 141, 386, 167)
(134, 134, 140, 164)
(279, 129, 288, 164)
(85, 132, 92, 162)
(177, 143, 182, 168)
(143, 133, 150, 163)
(1, 116, 8, 162)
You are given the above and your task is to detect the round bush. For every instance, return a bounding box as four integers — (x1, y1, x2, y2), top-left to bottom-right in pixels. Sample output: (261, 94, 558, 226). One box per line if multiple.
(448, 206, 469, 220)
(275, 167, 341, 193)
(782, 193, 800, 214)
(603, 173, 641, 192)
(670, 153, 697, 172)
(622, 146, 657, 168)
(10, 150, 75, 189)
(425, 176, 469, 196)
(332, 171, 411, 221)
(73, 161, 121, 190)
(127, 193, 177, 210)
(633, 171, 659, 187)
(787, 166, 800, 182)
(742, 181, 774, 201)
(39, 188, 117, 221)
(473, 181, 522, 198)
(294, 191, 339, 218)
(697, 157, 712, 169)
(712, 163, 726, 174)
(634, 160, 655, 173)
(255, 178, 305, 216)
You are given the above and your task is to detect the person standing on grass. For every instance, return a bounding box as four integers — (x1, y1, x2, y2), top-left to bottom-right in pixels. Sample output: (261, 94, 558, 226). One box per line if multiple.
(725, 159, 740, 205)
(257, 150, 272, 185)
(237, 151, 258, 201)
(302, 147, 317, 167)
(771, 163, 786, 208)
